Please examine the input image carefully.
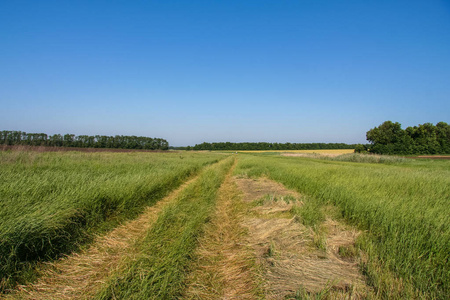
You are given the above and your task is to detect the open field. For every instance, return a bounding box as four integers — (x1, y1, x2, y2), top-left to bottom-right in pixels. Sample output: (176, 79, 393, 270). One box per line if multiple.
(415, 155, 450, 160)
(1, 149, 449, 299)
(0, 150, 224, 290)
(235, 154, 450, 298)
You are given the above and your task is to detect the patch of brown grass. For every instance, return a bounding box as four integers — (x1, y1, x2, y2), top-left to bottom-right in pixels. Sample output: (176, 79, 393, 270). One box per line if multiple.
(236, 177, 372, 299)
(235, 177, 300, 203)
(183, 163, 262, 299)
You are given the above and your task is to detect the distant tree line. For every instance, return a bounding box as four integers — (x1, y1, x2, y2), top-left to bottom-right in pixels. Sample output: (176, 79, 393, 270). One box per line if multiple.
(365, 121, 450, 155)
(0, 131, 169, 150)
(183, 142, 358, 151)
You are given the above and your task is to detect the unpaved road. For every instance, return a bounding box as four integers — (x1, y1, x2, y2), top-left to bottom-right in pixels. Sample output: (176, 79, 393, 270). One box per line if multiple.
(6, 162, 372, 299)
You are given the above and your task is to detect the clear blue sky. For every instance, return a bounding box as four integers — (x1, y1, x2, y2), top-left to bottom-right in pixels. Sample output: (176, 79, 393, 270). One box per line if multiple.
(1, 1, 449, 146)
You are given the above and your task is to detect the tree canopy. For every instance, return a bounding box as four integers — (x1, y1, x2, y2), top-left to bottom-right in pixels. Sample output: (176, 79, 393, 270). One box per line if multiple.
(0, 131, 169, 150)
(366, 121, 450, 155)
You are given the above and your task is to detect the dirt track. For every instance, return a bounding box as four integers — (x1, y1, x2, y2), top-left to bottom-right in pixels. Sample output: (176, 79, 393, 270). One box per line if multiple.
(6, 162, 372, 299)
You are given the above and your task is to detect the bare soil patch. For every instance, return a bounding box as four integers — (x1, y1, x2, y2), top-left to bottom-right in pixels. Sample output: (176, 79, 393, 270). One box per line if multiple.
(236, 177, 369, 299)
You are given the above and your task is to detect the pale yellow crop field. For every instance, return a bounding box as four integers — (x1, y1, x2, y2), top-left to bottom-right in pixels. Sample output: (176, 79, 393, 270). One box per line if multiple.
(238, 149, 354, 155)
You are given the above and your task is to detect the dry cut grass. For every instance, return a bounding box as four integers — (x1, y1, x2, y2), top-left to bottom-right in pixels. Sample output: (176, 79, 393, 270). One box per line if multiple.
(236, 176, 371, 299)
(183, 162, 261, 299)
(235, 155, 450, 298)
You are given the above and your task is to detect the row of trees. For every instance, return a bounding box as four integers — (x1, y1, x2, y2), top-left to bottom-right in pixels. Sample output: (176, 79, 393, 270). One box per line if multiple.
(366, 121, 450, 155)
(0, 131, 169, 150)
(187, 142, 357, 151)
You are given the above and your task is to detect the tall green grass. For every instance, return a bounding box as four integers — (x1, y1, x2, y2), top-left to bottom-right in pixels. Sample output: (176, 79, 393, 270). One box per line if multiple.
(96, 156, 235, 299)
(0, 150, 225, 290)
(235, 154, 450, 298)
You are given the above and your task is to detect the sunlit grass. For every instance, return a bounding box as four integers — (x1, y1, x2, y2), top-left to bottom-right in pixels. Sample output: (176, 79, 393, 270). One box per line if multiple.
(96, 156, 235, 299)
(234, 154, 450, 298)
(0, 150, 225, 290)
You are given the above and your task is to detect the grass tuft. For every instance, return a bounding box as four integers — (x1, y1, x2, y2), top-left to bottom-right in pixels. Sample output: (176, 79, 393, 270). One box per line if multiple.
(291, 197, 325, 228)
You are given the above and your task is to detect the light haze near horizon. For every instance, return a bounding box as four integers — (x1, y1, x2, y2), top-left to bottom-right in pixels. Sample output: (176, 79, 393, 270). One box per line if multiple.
(1, 1, 449, 146)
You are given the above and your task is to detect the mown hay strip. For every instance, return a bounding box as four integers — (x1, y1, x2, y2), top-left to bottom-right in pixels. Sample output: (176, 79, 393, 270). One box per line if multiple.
(235, 154, 449, 298)
(183, 163, 261, 299)
(95, 157, 235, 299)
(6, 174, 201, 300)
(235, 176, 370, 299)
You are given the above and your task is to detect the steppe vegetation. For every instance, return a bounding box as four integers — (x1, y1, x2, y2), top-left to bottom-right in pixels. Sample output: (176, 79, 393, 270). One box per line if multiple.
(1, 148, 448, 299)
(95, 157, 235, 299)
(235, 154, 450, 298)
(282, 152, 410, 164)
(0, 150, 223, 290)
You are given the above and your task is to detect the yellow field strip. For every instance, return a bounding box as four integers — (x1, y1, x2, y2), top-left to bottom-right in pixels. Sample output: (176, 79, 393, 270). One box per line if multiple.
(239, 149, 354, 154)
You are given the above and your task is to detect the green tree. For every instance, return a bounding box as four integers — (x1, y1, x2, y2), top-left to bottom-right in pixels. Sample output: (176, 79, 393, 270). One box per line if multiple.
(354, 144, 366, 153)
(367, 121, 410, 154)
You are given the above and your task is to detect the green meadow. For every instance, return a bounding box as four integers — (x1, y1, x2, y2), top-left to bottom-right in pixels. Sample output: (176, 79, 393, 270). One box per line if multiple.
(235, 154, 450, 298)
(0, 150, 448, 299)
(0, 150, 223, 289)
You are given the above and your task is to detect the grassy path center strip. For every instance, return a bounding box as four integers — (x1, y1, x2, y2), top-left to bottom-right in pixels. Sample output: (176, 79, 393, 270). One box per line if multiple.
(182, 161, 262, 299)
(95, 156, 235, 299)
